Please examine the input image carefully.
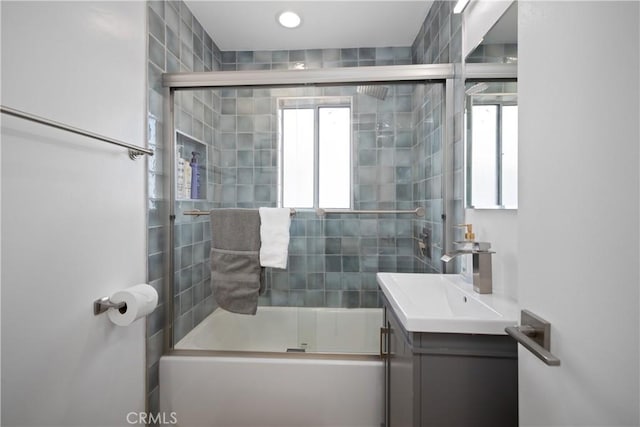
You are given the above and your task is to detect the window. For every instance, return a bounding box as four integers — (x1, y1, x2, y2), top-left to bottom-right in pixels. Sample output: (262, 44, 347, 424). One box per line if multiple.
(279, 100, 351, 209)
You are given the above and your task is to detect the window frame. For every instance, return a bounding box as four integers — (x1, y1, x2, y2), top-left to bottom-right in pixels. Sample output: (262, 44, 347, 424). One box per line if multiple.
(277, 98, 353, 210)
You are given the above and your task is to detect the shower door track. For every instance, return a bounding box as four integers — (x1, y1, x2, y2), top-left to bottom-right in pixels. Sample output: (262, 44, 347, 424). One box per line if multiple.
(161, 63, 461, 354)
(163, 63, 454, 89)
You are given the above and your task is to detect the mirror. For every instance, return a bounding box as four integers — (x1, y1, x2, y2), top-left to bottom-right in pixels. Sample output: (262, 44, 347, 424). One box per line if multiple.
(466, 2, 518, 64)
(464, 2, 518, 209)
(464, 81, 518, 209)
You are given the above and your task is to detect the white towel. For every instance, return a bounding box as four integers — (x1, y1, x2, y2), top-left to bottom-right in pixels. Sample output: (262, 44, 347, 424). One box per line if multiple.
(259, 207, 291, 269)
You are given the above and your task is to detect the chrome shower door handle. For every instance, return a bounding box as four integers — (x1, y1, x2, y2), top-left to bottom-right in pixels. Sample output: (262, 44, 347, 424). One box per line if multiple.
(505, 309, 561, 366)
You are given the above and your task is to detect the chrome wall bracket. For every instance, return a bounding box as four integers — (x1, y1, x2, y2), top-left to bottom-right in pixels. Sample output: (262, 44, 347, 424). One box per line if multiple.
(93, 296, 126, 315)
(505, 310, 561, 366)
(128, 149, 148, 160)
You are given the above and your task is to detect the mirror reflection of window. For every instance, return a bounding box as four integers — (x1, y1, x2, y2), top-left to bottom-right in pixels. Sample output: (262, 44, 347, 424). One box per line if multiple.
(471, 104, 498, 207)
(501, 105, 518, 208)
(466, 82, 518, 209)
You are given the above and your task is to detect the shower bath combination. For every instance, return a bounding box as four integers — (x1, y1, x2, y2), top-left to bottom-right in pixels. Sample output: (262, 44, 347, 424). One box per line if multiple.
(165, 66, 451, 354)
(160, 63, 457, 426)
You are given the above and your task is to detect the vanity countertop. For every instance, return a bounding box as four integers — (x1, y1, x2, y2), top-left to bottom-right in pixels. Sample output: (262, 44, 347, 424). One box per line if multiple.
(377, 272, 519, 334)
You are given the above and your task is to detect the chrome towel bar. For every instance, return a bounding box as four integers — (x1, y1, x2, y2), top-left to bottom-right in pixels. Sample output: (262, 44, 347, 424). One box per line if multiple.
(505, 309, 561, 366)
(184, 208, 296, 217)
(0, 105, 154, 160)
(316, 207, 425, 217)
(184, 207, 423, 217)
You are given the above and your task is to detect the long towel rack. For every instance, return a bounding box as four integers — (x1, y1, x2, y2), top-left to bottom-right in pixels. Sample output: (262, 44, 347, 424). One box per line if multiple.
(184, 208, 296, 217)
(0, 105, 154, 160)
(316, 207, 425, 217)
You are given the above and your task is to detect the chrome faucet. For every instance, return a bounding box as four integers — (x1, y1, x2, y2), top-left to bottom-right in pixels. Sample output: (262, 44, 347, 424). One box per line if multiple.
(441, 226, 495, 294)
(441, 248, 494, 294)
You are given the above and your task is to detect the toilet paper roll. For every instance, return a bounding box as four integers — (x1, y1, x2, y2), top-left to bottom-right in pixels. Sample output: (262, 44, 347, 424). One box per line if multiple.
(107, 284, 158, 326)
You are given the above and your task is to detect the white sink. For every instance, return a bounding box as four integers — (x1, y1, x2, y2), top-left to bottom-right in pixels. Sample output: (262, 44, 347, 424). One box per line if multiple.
(377, 273, 519, 335)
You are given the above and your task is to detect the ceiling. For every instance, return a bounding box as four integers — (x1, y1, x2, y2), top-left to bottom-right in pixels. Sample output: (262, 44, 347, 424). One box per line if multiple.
(184, 1, 434, 51)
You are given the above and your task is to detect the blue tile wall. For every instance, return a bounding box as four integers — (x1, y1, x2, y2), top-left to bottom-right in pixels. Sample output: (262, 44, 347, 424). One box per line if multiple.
(221, 47, 412, 70)
(411, 0, 464, 273)
(210, 50, 424, 308)
(146, 0, 222, 417)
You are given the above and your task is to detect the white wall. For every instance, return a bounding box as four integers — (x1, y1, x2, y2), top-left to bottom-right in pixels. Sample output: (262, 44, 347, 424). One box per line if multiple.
(518, 1, 639, 425)
(461, 0, 519, 302)
(464, 209, 517, 299)
(1, 2, 148, 426)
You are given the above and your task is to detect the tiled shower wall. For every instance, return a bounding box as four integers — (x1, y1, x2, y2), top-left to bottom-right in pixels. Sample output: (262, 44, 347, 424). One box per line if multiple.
(411, 82, 445, 271)
(220, 47, 412, 71)
(146, 0, 222, 414)
(211, 45, 417, 309)
(412, 0, 465, 272)
(209, 78, 421, 309)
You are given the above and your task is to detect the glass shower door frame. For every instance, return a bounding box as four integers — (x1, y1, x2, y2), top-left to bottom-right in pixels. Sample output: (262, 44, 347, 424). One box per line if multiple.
(161, 63, 460, 354)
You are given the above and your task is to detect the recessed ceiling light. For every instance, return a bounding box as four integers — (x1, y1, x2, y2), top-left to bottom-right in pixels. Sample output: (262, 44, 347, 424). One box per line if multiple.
(277, 11, 301, 29)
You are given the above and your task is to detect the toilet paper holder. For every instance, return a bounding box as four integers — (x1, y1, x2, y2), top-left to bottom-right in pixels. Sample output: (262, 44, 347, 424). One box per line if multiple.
(93, 296, 126, 316)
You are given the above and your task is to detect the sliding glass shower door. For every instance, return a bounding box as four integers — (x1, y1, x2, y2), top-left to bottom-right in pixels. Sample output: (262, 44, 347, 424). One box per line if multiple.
(166, 77, 448, 355)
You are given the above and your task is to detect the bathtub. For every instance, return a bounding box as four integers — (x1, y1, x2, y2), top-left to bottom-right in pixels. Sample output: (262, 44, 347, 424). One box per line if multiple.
(160, 307, 385, 427)
(174, 306, 383, 354)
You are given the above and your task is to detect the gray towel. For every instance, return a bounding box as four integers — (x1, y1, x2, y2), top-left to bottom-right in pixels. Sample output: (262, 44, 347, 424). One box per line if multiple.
(210, 209, 263, 315)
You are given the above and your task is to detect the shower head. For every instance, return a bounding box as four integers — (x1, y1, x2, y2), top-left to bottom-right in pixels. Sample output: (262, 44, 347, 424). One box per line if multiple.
(357, 85, 389, 101)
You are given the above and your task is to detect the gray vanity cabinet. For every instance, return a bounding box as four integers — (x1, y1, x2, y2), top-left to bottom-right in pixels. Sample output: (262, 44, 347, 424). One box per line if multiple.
(383, 297, 518, 427)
